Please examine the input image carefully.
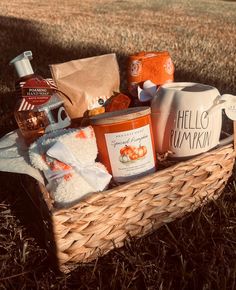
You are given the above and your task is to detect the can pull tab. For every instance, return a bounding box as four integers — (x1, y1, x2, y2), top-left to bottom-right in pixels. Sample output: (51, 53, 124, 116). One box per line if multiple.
(9, 51, 34, 78)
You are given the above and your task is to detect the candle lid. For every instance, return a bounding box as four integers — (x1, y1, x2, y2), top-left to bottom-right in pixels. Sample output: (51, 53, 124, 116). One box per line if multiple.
(90, 106, 151, 125)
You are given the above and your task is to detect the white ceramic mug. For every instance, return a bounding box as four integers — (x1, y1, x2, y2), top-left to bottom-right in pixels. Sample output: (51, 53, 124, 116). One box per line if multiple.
(151, 82, 234, 158)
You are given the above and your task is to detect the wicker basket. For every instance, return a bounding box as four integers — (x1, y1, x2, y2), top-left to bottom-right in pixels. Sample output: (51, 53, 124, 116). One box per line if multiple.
(0, 80, 235, 278)
(20, 136, 235, 273)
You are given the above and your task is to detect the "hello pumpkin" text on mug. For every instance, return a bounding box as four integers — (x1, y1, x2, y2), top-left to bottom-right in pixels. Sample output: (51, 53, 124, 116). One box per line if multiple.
(170, 110, 212, 149)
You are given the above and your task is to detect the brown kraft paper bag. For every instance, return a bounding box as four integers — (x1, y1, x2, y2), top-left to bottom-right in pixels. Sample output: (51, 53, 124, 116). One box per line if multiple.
(50, 54, 120, 122)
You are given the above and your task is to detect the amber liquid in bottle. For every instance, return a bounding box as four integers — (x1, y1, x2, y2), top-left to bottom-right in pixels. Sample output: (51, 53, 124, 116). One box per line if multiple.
(14, 109, 50, 145)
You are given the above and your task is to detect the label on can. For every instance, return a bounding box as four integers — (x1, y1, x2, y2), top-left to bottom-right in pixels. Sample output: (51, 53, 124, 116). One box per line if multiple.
(105, 124, 155, 182)
(164, 57, 174, 75)
(130, 60, 142, 77)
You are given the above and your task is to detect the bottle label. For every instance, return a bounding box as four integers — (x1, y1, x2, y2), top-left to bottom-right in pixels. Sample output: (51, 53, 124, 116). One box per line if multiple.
(105, 124, 155, 182)
(18, 78, 56, 110)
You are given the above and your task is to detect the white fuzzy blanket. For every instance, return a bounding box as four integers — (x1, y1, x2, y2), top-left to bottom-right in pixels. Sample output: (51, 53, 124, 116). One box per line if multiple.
(29, 126, 111, 207)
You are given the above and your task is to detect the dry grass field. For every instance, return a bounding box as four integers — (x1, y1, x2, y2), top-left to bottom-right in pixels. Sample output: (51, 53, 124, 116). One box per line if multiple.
(0, 0, 236, 289)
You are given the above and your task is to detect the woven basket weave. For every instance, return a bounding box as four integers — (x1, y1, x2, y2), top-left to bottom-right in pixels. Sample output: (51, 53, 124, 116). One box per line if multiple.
(31, 140, 235, 273)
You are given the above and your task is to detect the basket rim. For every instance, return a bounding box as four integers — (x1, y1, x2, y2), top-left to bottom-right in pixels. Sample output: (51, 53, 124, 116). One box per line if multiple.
(40, 134, 234, 214)
(80, 143, 234, 197)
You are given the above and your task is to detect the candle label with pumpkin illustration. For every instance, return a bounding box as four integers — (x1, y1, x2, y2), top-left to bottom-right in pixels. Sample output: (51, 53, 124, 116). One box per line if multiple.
(105, 124, 155, 182)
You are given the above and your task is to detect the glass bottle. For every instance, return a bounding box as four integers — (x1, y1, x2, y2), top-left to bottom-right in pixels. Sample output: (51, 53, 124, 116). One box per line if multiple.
(10, 51, 71, 145)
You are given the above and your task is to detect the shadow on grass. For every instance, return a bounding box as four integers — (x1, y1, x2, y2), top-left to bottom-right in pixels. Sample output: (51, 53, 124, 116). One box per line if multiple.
(0, 15, 235, 289)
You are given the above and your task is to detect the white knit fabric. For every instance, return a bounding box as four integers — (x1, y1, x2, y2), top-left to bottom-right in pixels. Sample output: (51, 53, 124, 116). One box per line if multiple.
(29, 126, 111, 207)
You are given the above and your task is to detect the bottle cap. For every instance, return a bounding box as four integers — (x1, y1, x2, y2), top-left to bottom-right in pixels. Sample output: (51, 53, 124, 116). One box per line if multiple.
(9, 51, 34, 78)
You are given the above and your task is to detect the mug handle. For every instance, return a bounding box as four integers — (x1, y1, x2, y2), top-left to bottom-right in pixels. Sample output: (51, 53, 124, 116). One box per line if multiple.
(208, 94, 236, 147)
(219, 134, 234, 146)
(207, 94, 236, 114)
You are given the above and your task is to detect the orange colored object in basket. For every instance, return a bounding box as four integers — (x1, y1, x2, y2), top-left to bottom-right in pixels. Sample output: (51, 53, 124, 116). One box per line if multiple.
(90, 107, 157, 183)
(127, 51, 174, 97)
(105, 93, 131, 112)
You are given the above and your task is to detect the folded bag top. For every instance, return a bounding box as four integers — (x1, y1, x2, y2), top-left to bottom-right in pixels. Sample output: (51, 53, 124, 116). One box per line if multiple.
(50, 54, 120, 121)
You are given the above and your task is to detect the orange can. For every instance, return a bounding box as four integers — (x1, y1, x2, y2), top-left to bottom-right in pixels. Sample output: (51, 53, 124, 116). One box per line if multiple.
(90, 107, 157, 183)
(127, 51, 174, 97)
